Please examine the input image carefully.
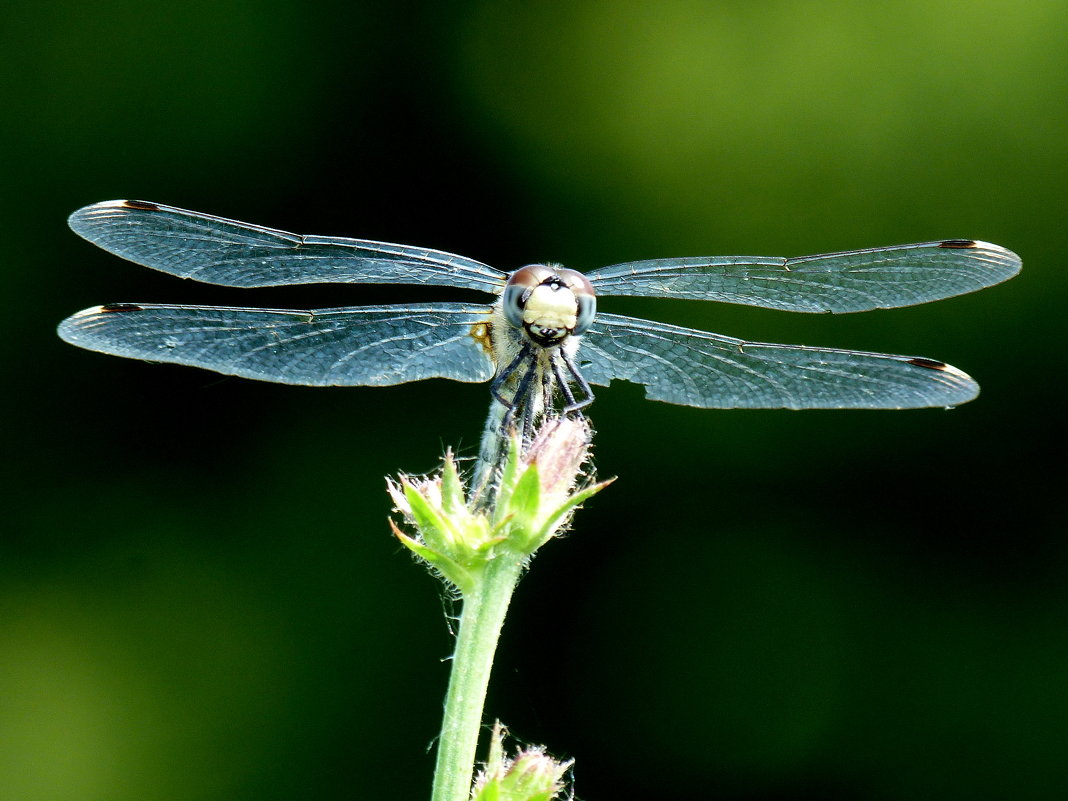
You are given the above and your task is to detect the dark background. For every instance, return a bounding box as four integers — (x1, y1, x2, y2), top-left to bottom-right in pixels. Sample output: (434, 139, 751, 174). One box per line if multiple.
(1, 2, 1063, 799)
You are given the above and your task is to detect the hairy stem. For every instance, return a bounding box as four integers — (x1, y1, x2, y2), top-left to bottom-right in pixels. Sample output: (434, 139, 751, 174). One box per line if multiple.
(431, 552, 525, 801)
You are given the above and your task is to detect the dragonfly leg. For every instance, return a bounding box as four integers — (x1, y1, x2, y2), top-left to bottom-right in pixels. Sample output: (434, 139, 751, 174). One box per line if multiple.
(500, 356, 538, 436)
(550, 353, 577, 407)
(490, 343, 531, 408)
(559, 349, 595, 414)
(521, 392, 535, 443)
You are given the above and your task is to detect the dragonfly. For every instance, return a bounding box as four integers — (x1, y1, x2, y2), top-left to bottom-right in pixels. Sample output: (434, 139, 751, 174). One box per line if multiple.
(58, 200, 1020, 490)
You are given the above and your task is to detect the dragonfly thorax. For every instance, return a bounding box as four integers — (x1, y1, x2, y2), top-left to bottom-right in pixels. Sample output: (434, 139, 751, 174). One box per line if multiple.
(502, 264, 596, 347)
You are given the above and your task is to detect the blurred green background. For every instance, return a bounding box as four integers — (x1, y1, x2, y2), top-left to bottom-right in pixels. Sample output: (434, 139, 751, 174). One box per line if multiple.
(1, 1, 1063, 799)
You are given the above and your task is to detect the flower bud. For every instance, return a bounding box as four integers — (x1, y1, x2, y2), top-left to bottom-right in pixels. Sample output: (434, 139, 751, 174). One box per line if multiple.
(389, 422, 611, 593)
(473, 723, 573, 801)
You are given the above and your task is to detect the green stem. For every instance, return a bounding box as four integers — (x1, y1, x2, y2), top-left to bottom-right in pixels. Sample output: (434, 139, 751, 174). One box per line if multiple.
(431, 551, 526, 801)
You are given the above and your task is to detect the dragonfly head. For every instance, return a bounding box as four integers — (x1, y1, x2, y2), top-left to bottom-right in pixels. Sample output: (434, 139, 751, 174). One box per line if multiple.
(503, 265, 597, 346)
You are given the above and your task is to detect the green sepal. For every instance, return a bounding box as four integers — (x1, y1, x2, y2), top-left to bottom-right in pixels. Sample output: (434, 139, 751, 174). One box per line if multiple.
(528, 478, 614, 552)
(403, 480, 456, 551)
(506, 463, 541, 534)
(473, 522, 511, 557)
(390, 520, 475, 594)
(441, 451, 464, 516)
(493, 434, 523, 520)
(484, 721, 506, 778)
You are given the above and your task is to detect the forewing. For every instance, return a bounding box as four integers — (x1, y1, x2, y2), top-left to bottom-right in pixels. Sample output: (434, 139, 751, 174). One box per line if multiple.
(578, 313, 978, 409)
(58, 302, 496, 387)
(585, 240, 1020, 312)
(69, 200, 507, 293)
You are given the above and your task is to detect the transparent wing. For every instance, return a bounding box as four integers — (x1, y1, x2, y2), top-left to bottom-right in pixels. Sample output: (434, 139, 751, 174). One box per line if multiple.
(57, 302, 496, 387)
(578, 313, 978, 409)
(585, 240, 1020, 312)
(69, 200, 507, 294)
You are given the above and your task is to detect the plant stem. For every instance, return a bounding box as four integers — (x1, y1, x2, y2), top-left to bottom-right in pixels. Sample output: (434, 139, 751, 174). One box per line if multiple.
(431, 551, 525, 801)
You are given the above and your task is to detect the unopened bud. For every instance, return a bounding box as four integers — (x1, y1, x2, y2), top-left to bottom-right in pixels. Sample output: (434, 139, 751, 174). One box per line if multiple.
(473, 723, 572, 801)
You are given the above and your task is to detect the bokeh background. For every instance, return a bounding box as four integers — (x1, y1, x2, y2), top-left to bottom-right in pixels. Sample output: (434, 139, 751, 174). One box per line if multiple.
(1, 1, 1063, 799)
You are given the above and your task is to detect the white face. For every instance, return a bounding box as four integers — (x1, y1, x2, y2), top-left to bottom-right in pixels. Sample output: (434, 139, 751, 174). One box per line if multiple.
(523, 283, 579, 341)
(502, 265, 597, 347)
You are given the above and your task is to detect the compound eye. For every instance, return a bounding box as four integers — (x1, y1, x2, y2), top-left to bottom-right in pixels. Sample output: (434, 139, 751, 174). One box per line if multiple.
(503, 265, 551, 329)
(557, 268, 597, 335)
(503, 283, 526, 328)
(573, 293, 597, 335)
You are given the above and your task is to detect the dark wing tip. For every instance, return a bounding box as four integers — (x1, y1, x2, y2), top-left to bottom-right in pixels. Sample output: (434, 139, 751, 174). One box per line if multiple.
(905, 356, 980, 407)
(940, 239, 1022, 282)
(99, 303, 144, 313)
(122, 199, 161, 211)
(907, 356, 948, 371)
(68, 199, 161, 231)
